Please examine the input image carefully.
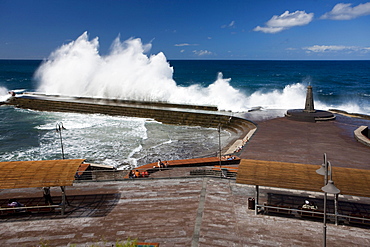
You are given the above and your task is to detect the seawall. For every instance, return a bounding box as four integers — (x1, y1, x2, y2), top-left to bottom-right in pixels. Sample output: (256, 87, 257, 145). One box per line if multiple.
(6, 94, 256, 153)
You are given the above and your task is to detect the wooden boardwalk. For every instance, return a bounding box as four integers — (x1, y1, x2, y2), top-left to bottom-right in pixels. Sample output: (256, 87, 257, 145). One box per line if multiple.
(236, 159, 370, 198)
(0, 159, 85, 189)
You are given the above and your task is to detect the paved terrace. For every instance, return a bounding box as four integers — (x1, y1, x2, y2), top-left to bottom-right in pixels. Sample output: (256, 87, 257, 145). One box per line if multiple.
(1, 178, 370, 247)
(239, 114, 370, 169)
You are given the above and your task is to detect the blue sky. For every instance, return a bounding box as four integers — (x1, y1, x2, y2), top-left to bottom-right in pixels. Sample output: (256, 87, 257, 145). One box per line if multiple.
(1, 0, 370, 60)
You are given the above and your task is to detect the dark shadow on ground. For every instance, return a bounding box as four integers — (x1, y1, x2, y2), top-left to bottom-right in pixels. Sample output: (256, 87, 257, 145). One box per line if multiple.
(264, 193, 370, 228)
(267, 193, 370, 216)
(0, 193, 120, 222)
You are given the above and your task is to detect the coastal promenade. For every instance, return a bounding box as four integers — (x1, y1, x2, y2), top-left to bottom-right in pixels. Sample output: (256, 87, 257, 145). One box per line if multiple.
(0, 112, 369, 246)
(1, 177, 370, 246)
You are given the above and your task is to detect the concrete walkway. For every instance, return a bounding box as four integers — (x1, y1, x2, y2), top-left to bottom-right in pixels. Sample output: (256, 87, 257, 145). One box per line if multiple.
(1, 178, 370, 246)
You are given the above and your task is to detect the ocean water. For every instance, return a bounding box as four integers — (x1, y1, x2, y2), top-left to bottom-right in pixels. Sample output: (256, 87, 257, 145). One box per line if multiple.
(171, 60, 370, 113)
(0, 35, 369, 168)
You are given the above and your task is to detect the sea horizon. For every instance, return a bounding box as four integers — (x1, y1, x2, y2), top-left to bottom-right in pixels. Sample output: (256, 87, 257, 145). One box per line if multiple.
(2, 58, 370, 61)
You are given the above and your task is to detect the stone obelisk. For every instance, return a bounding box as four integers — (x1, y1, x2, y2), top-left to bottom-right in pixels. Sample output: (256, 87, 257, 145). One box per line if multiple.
(303, 85, 315, 113)
(285, 85, 335, 122)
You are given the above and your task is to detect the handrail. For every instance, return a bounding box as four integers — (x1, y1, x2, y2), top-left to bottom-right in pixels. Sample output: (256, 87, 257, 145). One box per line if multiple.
(257, 204, 370, 224)
(0, 204, 60, 211)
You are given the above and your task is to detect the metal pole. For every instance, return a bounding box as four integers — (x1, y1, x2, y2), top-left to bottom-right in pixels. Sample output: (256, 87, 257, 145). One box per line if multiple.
(323, 158, 328, 247)
(56, 122, 65, 159)
(335, 194, 339, 225)
(323, 192, 327, 247)
(317, 155, 340, 247)
(59, 130, 64, 159)
(329, 162, 339, 226)
(61, 186, 65, 215)
(255, 185, 259, 215)
(218, 124, 222, 177)
(324, 160, 328, 185)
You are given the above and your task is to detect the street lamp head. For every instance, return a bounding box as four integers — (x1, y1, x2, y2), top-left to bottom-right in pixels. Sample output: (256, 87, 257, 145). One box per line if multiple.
(316, 165, 326, 176)
(56, 122, 66, 132)
(55, 122, 66, 159)
(322, 180, 340, 194)
(316, 161, 332, 177)
(316, 164, 332, 177)
(317, 153, 328, 176)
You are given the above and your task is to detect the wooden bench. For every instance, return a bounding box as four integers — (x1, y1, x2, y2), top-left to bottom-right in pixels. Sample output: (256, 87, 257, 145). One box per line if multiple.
(26, 205, 60, 213)
(298, 208, 324, 219)
(263, 203, 293, 216)
(0, 205, 60, 215)
(0, 208, 26, 215)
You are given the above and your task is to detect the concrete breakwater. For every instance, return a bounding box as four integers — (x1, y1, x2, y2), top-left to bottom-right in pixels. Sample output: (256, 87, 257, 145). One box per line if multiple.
(6, 93, 256, 153)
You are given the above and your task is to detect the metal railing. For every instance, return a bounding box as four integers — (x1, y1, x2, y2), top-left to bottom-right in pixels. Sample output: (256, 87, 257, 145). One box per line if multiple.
(74, 166, 237, 182)
(257, 204, 370, 226)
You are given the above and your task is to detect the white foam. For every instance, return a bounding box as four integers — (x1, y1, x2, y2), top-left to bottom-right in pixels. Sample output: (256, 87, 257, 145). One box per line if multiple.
(34, 33, 251, 112)
(13, 89, 26, 93)
(116, 144, 144, 169)
(246, 83, 306, 110)
(150, 139, 173, 149)
(0, 86, 11, 102)
(246, 83, 370, 116)
(0, 111, 148, 164)
(34, 32, 369, 115)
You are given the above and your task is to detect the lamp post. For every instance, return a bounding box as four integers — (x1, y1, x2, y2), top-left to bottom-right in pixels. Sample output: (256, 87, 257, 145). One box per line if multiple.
(316, 153, 340, 247)
(56, 122, 66, 159)
(218, 123, 222, 177)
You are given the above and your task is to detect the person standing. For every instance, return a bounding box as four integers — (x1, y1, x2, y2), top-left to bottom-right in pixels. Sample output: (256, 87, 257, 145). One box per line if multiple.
(43, 187, 54, 205)
(157, 159, 163, 170)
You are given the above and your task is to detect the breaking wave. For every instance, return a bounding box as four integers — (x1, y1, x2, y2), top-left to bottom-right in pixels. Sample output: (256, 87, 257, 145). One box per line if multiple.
(34, 32, 368, 115)
(35, 32, 246, 111)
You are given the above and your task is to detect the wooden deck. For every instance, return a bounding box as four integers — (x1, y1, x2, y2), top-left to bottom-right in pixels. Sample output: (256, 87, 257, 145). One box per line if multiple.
(0, 159, 85, 189)
(76, 163, 90, 176)
(236, 159, 370, 198)
(212, 165, 238, 172)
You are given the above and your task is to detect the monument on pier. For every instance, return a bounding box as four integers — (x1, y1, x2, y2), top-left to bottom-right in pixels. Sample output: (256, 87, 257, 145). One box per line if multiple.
(285, 85, 335, 122)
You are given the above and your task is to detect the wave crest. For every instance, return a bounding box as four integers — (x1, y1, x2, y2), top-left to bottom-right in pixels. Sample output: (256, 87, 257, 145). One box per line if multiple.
(34, 32, 368, 115)
(35, 32, 251, 111)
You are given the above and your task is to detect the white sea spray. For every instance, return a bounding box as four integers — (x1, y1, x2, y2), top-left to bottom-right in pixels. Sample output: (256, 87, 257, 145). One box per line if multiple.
(35, 32, 245, 111)
(35, 32, 367, 115)
(0, 86, 11, 101)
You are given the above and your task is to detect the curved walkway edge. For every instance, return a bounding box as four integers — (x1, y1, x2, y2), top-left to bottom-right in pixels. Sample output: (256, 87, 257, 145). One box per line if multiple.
(354, 126, 370, 147)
